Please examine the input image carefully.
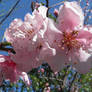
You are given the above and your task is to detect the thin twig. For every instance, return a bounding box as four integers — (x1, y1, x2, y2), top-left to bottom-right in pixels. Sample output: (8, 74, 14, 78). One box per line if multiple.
(31, 2, 36, 12)
(60, 65, 71, 91)
(0, 47, 16, 54)
(48, 1, 64, 9)
(46, 0, 49, 16)
(72, 73, 80, 92)
(68, 72, 77, 92)
(0, 0, 21, 25)
(0, 0, 2, 3)
(0, 42, 12, 47)
(39, 76, 63, 82)
(46, 0, 49, 7)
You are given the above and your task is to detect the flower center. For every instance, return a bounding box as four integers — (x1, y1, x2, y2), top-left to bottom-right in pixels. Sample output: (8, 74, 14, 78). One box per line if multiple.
(62, 31, 81, 50)
(55, 31, 82, 55)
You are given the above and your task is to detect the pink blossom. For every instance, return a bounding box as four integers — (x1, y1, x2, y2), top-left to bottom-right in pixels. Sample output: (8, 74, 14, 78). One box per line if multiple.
(0, 55, 30, 85)
(54, 9, 59, 17)
(46, 87, 51, 92)
(45, 82, 49, 86)
(20, 72, 30, 86)
(40, 68, 44, 73)
(45, 1, 92, 74)
(4, 6, 55, 72)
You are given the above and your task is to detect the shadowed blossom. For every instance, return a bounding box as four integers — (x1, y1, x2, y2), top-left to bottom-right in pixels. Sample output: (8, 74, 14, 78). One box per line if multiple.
(0, 55, 30, 86)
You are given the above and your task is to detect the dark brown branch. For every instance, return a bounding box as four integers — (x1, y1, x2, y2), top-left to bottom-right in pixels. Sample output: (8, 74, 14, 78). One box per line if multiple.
(0, 0, 2, 3)
(48, 1, 64, 9)
(46, 0, 49, 7)
(0, 0, 21, 25)
(46, 0, 49, 17)
(31, 2, 36, 12)
(0, 42, 12, 47)
(0, 47, 16, 54)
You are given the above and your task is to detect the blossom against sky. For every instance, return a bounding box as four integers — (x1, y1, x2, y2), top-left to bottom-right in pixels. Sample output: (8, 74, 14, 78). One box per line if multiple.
(0, 0, 92, 55)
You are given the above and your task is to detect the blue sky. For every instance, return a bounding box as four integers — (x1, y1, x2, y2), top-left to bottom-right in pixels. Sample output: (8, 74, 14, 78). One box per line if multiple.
(0, 0, 92, 55)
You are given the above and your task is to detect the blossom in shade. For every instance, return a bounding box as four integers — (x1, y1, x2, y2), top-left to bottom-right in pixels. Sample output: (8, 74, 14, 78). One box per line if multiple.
(4, 6, 55, 73)
(45, 1, 92, 74)
(0, 55, 30, 85)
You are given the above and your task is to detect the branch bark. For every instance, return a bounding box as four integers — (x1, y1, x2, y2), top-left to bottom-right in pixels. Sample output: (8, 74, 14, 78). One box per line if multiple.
(48, 1, 64, 9)
(46, 0, 49, 17)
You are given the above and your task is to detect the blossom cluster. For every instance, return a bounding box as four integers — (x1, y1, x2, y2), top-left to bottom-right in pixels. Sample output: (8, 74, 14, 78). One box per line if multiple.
(0, 1, 92, 85)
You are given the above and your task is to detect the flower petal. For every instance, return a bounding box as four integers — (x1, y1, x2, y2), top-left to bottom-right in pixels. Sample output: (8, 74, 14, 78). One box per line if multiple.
(39, 42, 56, 60)
(73, 60, 92, 74)
(45, 51, 70, 72)
(33, 6, 48, 19)
(77, 26, 92, 45)
(45, 19, 62, 47)
(0, 55, 20, 84)
(78, 48, 92, 62)
(20, 72, 30, 86)
(57, 1, 84, 32)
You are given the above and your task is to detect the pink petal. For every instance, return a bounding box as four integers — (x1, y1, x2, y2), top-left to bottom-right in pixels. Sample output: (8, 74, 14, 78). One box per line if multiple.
(10, 51, 42, 72)
(0, 55, 31, 85)
(0, 55, 20, 83)
(71, 48, 92, 73)
(54, 9, 59, 17)
(77, 26, 92, 45)
(4, 19, 23, 42)
(57, 1, 84, 32)
(20, 72, 30, 86)
(9, 18, 23, 29)
(72, 58, 92, 74)
(45, 50, 71, 72)
(4, 8, 49, 73)
(39, 42, 56, 60)
(25, 6, 48, 32)
(45, 19, 62, 47)
(24, 13, 33, 23)
(77, 48, 91, 62)
(33, 6, 48, 19)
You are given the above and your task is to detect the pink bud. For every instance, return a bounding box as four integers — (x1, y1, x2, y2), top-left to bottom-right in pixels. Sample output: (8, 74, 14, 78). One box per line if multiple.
(41, 68, 44, 73)
(45, 82, 49, 86)
(54, 9, 59, 17)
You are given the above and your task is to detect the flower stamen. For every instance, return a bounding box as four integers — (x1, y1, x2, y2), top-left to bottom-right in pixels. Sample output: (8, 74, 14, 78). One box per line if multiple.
(55, 31, 82, 55)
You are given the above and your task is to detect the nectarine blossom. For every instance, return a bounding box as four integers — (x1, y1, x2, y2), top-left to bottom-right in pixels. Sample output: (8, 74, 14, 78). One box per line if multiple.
(0, 55, 30, 85)
(46, 1, 92, 73)
(4, 6, 55, 72)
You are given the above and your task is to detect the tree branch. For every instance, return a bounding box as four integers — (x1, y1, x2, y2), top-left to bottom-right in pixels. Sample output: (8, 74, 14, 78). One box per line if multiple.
(0, 42, 12, 47)
(0, 47, 16, 54)
(46, 0, 49, 17)
(68, 72, 77, 92)
(48, 1, 64, 9)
